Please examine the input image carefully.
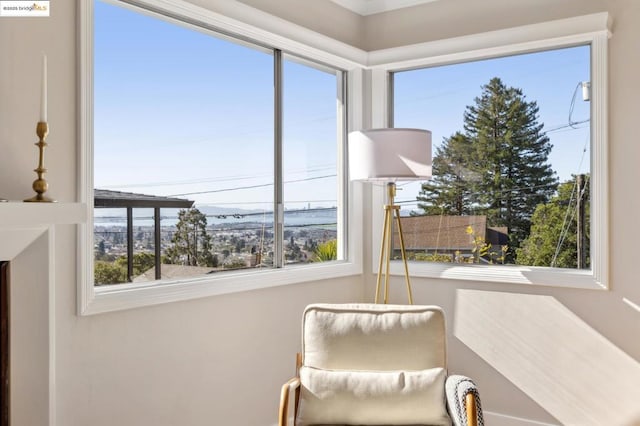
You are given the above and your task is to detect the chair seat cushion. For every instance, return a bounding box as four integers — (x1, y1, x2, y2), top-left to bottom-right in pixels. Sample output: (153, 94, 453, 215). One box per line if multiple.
(296, 366, 451, 426)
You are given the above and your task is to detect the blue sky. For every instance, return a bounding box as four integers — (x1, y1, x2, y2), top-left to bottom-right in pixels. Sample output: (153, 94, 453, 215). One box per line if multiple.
(393, 45, 591, 207)
(94, 0, 338, 211)
(94, 0, 590, 212)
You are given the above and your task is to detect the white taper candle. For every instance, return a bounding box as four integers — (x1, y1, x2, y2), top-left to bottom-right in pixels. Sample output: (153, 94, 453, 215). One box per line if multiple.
(40, 54, 47, 123)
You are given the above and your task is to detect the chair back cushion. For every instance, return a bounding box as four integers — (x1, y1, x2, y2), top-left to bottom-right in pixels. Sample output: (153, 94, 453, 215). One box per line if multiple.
(302, 303, 447, 371)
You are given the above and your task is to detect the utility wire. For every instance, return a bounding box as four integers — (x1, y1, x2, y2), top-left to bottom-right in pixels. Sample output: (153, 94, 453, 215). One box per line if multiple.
(100, 164, 336, 190)
(166, 174, 335, 197)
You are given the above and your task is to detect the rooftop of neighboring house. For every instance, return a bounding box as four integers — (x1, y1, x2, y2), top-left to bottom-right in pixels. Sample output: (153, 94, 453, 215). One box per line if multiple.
(394, 215, 508, 251)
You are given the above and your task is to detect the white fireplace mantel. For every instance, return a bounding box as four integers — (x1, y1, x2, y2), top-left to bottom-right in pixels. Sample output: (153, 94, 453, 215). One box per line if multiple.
(0, 201, 86, 226)
(0, 201, 85, 426)
(0, 202, 86, 260)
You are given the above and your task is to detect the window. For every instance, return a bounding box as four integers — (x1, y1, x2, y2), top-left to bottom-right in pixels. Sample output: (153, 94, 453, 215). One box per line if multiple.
(282, 55, 345, 265)
(393, 46, 591, 269)
(370, 16, 609, 289)
(79, 0, 356, 314)
(93, 0, 276, 285)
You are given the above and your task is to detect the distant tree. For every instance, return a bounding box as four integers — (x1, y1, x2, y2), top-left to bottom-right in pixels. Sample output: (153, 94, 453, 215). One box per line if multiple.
(516, 175, 590, 268)
(115, 252, 156, 276)
(113, 230, 124, 245)
(94, 260, 127, 285)
(304, 238, 317, 252)
(286, 239, 303, 261)
(235, 238, 246, 253)
(165, 208, 215, 267)
(95, 240, 117, 262)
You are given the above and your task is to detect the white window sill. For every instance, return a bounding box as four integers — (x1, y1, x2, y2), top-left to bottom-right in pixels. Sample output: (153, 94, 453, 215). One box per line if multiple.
(81, 260, 362, 315)
(387, 261, 606, 291)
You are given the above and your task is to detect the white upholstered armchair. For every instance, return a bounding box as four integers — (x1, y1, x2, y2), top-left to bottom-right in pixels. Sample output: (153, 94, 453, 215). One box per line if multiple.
(279, 304, 483, 426)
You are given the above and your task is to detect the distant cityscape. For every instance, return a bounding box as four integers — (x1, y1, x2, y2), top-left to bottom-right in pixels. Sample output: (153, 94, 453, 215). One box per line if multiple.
(93, 206, 338, 284)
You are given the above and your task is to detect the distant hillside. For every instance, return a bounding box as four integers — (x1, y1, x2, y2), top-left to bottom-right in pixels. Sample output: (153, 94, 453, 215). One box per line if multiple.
(195, 205, 266, 218)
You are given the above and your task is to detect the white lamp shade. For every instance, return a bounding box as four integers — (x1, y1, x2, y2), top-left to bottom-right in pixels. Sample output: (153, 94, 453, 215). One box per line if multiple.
(348, 128, 432, 181)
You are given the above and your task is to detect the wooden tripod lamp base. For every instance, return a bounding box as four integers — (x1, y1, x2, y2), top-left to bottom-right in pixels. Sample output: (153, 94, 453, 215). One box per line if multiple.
(375, 182, 413, 304)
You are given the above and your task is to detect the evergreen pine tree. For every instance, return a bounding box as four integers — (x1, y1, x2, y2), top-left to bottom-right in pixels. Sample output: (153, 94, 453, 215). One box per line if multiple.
(417, 77, 557, 260)
(465, 78, 556, 250)
(166, 208, 215, 267)
(416, 132, 478, 216)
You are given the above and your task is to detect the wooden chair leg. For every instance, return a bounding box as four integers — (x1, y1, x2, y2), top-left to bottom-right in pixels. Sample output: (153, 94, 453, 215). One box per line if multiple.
(465, 392, 478, 426)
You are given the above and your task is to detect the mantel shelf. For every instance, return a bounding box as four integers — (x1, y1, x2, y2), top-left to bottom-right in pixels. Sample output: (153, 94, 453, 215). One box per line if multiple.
(0, 201, 87, 227)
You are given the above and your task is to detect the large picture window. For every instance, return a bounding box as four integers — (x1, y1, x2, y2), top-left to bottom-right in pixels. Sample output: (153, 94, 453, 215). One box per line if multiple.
(370, 19, 608, 289)
(81, 0, 351, 313)
(93, 1, 345, 286)
(393, 46, 591, 269)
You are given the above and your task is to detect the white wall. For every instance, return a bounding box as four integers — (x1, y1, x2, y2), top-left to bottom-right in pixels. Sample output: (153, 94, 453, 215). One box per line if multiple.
(54, 259, 362, 426)
(1, 0, 639, 425)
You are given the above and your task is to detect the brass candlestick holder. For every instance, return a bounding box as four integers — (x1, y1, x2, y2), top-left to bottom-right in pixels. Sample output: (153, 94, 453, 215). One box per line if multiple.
(24, 121, 56, 203)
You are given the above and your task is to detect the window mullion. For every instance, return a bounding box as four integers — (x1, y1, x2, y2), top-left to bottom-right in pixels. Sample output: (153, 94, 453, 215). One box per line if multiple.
(274, 49, 284, 268)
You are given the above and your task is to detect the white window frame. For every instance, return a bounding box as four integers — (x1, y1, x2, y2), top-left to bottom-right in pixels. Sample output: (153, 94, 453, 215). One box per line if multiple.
(368, 13, 610, 290)
(77, 0, 365, 315)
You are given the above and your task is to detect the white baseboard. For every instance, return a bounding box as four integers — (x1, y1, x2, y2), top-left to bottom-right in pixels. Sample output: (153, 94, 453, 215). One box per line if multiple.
(484, 411, 559, 426)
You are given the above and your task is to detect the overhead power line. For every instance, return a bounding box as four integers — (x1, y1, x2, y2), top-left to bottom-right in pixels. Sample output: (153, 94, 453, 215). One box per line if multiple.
(167, 174, 336, 197)
(100, 164, 336, 189)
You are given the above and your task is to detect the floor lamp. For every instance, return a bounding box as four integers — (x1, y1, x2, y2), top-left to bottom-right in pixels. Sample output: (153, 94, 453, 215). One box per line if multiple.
(349, 128, 432, 304)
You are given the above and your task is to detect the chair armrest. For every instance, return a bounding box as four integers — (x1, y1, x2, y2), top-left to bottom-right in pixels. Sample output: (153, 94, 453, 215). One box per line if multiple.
(279, 377, 301, 426)
(445, 375, 484, 426)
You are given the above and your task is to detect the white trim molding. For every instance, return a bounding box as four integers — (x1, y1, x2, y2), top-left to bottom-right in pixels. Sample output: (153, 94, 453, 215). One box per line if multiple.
(115, 0, 367, 69)
(369, 13, 610, 290)
(329, 0, 440, 16)
(367, 12, 611, 68)
(0, 226, 57, 425)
